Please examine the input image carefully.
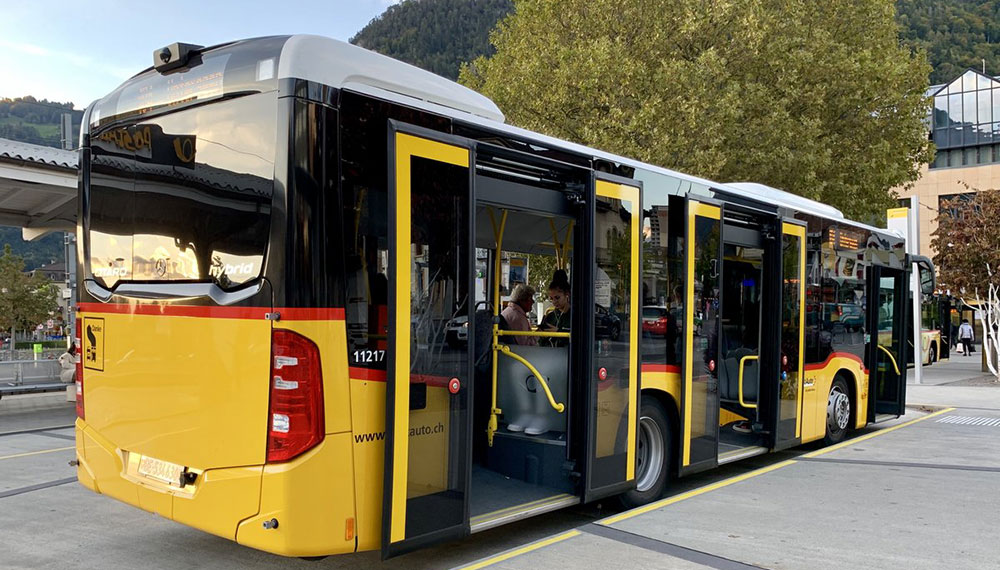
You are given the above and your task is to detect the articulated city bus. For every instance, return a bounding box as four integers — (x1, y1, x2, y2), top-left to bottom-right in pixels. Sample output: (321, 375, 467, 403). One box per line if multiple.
(74, 35, 921, 558)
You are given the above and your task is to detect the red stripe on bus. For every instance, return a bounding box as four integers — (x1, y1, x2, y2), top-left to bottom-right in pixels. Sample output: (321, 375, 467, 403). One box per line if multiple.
(77, 303, 345, 320)
(348, 368, 450, 387)
(804, 351, 866, 373)
(350, 367, 387, 381)
(641, 363, 682, 374)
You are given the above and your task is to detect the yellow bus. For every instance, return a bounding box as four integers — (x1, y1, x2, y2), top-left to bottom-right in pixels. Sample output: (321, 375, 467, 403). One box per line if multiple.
(74, 35, 918, 559)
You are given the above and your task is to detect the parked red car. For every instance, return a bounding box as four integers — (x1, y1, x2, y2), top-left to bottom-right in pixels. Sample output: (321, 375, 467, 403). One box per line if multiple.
(642, 306, 669, 336)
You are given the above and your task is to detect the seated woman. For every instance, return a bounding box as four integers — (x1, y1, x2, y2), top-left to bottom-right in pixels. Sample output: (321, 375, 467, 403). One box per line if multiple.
(540, 270, 571, 347)
(500, 284, 537, 346)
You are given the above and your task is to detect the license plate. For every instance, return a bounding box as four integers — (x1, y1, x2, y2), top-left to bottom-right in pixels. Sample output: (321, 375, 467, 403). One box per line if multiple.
(137, 455, 184, 486)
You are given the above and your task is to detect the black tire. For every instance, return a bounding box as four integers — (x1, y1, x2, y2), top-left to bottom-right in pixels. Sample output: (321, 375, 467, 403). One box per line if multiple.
(824, 376, 851, 445)
(929, 344, 937, 365)
(620, 397, 672, 509)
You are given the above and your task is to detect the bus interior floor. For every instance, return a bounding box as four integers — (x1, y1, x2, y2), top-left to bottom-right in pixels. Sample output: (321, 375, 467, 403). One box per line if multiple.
(718, 421, 767, 455)
(469, 465, 568, 519)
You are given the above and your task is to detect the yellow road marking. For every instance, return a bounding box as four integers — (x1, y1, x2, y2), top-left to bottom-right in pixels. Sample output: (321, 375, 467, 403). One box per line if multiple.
(455, 407, 958, 568)
(454, 530, 581, 570)
(599, 459, 797, 526)
(604, 407, 956, 526)
(0, 446, 74, 461)
(801, 407, 955, 458)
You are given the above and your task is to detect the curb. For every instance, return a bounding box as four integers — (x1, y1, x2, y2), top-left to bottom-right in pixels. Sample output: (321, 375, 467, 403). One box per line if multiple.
(0, 391, 74, 414)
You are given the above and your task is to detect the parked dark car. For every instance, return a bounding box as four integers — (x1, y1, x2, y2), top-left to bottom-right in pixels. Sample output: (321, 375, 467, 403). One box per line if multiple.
(595, 304, 622, 340)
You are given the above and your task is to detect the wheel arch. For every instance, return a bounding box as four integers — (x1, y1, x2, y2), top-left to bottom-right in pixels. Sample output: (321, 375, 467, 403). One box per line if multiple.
(639, 387, 679, 476)
(834, 368, 860, 429)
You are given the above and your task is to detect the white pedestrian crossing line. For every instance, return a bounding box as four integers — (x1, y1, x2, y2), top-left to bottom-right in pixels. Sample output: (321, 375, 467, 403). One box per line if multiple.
(937, 415, 1000, 427)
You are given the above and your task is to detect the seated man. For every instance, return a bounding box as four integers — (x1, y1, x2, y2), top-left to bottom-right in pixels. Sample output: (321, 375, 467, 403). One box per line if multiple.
(501, 284, 537, 346)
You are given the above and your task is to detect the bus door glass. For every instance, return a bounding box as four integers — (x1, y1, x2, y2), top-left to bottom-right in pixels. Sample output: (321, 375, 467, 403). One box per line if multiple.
(938, 296, 951, 360)
(585, 177, 641, 500)
(383, 124, 474, 557)
(775, 222, 806, 449)
(680, 198, 722, 475)
(868, 266, 908, 418)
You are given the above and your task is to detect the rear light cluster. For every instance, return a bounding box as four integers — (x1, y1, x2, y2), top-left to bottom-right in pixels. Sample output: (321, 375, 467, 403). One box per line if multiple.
(75, 319, 84, 420)
(267, 330, 325, 463)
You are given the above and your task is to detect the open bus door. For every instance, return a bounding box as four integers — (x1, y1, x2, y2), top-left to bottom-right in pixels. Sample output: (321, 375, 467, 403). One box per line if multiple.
(772, 221, 807, 450)
(583, 175, 642, 501)
(867, 264, 909, 420)
(679, 198, 722, 475)
(382, 123, 475, 558)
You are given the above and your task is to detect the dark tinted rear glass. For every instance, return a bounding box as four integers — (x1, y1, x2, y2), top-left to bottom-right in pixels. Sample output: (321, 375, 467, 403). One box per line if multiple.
(643, 307, 666, 318)
(86, 92, 276, 289)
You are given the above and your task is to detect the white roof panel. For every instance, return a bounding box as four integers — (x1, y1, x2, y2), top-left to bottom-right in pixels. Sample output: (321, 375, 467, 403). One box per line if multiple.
(278, 35, 504, 123)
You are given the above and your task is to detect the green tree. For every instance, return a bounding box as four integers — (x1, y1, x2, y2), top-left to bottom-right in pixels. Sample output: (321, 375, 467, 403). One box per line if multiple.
(461, 0, 933, 221)
(931, 187, 1000, 378)
(0, 245, 59, 354)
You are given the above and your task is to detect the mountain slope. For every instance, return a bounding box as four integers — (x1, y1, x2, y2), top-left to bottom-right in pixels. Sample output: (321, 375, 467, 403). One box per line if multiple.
(350, 0, 512, 80)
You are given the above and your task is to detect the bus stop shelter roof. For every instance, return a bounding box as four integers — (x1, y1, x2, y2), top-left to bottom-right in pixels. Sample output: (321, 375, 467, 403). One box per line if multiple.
(0, 137, 78, 239)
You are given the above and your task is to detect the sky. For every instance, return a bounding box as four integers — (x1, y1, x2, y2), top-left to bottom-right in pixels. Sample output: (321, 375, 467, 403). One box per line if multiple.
(0, 0, 400, 109)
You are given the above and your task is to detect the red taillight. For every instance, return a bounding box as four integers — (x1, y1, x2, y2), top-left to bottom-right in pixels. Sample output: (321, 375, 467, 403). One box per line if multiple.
(75, 319, 84, 420)
(657, 317, 667, 324)
(267, 329, 324, 463)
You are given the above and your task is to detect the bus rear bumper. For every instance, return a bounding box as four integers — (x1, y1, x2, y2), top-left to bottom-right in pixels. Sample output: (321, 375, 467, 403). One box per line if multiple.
(74, 420, 358, 557)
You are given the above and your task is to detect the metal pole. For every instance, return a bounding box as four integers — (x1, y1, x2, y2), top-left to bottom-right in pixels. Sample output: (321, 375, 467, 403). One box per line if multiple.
(909, 196, 923, 385)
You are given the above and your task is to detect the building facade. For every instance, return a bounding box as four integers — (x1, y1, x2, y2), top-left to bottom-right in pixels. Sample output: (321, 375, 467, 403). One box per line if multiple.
(896, 68, 1000, 258)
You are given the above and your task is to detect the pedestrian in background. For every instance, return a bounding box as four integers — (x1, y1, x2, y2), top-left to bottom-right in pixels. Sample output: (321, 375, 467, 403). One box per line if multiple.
(958, 319, 975, 357)
(58, 343, 75, 383)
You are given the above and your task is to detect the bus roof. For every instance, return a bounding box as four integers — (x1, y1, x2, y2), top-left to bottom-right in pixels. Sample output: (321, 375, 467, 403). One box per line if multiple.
(278, 35, 505, 123)
(275, 36, 863, 226)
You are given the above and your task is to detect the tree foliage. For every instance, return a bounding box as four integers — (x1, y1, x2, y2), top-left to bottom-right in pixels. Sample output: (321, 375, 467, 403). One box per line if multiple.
(897, 0, 1000, 84)
(351, 0, 513, 80)
(931, 187, 1000, 377)
(0, 245, 59, 337)
(931, 188, 1000, 293)
(460, 0, 933, 221)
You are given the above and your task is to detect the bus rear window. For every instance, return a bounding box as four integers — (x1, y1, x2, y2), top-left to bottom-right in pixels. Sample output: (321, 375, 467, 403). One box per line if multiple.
(86, 92, 275, 289)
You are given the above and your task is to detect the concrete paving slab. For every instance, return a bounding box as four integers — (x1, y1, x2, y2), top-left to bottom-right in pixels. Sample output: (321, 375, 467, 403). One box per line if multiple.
(0, 432, 75, 456)
(0, 448, 76, 493)
(818, 409, 1000, 468)
(907, 385, 1000, 410)
(466, 531, 713, 570)
(608, 461, 1000, 570)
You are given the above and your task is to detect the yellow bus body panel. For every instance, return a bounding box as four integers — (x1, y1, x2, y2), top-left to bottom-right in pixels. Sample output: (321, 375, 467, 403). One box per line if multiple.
(79, 310, 271, 469)
(236, 434, 357, 557)
(76, 310, 360, 557)
(800, 356, 869, 442)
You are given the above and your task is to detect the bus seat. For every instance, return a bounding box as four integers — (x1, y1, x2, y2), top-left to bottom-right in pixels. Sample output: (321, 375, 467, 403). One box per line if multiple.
(496, 345, 568, 436)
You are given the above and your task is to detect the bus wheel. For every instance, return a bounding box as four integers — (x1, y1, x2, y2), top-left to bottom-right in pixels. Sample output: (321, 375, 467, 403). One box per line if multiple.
(620, 398, 670, 509)
(929, 345, 937, 365)
(824, 377, 851, 445)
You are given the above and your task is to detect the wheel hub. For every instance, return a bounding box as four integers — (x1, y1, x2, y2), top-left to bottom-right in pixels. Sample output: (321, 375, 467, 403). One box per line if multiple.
(636, 415, 664, 492)
(827, 386, 850, 431)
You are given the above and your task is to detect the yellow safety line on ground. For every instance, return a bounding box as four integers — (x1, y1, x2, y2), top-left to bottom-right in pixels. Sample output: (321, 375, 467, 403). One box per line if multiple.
(599, 459, 797, 526)
(454, 530, 582, 570)
(460, 406, 958, 568)
(0, 446, 74, 461)
(603, 407, 956, 526)
(800, 407, 955, 459)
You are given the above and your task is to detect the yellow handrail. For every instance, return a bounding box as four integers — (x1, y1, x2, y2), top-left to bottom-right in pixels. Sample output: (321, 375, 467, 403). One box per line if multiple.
(497, 330, 571, 338)
(738, 355, 759, 409)
(877, 344, 901, 376)
(497, 345, 565, 413)
(487, 208, 508, 447)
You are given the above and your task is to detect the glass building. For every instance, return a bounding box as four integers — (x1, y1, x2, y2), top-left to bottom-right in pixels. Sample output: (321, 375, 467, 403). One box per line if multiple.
(929, 69, 1000, 169)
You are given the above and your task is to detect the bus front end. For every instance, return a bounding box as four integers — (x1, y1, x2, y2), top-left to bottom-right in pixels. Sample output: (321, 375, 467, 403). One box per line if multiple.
(73, 37, 359, 557)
